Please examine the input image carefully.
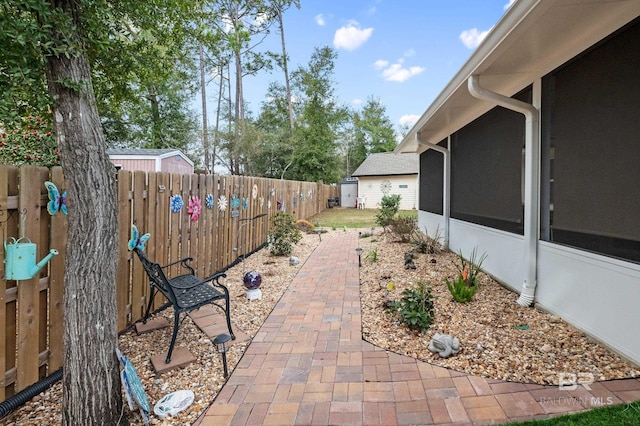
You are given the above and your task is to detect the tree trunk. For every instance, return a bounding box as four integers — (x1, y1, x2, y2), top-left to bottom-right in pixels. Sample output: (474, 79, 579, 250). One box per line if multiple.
(277, 9, 295, 131)
(199, 42, 210, 173)
(43, 1, 122, 424)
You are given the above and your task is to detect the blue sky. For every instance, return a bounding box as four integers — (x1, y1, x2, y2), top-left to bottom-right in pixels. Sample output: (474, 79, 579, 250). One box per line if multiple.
(205, 0, 516, 134)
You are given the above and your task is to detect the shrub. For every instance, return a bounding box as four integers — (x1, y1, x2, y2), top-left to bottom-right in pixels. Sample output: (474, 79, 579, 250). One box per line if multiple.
(410, 226, 443, 255)
(388, 281, 435, 333)
(387, 216, 418, 242)
(268, 212, 302, 256)
(0, 115, 60, 167)
(375, 194, 401, 228)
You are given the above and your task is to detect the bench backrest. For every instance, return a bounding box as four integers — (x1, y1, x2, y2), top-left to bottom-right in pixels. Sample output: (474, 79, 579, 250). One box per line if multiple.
(133, 248, 177, 305)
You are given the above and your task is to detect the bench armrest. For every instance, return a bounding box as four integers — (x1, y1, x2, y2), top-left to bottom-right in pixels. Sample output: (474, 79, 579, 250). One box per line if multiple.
(203, 272, 229, 291)
(160, 257, 195, 274)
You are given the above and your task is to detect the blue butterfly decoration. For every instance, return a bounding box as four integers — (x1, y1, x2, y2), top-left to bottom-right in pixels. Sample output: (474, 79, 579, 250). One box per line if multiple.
(205, 194, 214, 209)
(44, 181, 67, 215)
(128, 225, 150, 251)
(230, 194, 240, 209)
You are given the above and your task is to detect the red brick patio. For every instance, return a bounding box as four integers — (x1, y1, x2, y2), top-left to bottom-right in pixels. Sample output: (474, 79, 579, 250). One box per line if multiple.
(195, 232, 640, 425)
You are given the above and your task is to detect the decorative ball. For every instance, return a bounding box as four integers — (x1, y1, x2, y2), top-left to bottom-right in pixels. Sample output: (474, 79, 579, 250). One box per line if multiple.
(243, 271, 262, 290)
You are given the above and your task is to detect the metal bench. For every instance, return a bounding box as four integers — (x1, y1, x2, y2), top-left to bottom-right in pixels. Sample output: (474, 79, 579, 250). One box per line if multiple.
(133, 248, 235, 363)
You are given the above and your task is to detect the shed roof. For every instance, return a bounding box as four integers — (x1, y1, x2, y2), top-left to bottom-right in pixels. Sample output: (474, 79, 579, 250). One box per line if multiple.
(352, 152, 418, 177)
(395, 0, 640, 154)
(107, 148, 194, 166)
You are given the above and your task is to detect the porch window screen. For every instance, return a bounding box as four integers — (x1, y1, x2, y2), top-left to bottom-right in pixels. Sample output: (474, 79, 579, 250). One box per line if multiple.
(541, 18, 640, 262)
(419, 139, 446, 214)
(450, 88, 530, 234)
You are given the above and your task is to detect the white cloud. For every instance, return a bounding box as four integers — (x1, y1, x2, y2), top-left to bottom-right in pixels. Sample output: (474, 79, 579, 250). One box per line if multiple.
(459, 27, 490, 49)
(504, 0, 516, 10)
(352, 98, 363, 107)
(314, 14, 325, 26)
(377, 58, 425, 83)
(403, 48, 416, 57)
(399, 114, 420, 127)
(373, 59, 389, 69)
(333, 20, 373, 51)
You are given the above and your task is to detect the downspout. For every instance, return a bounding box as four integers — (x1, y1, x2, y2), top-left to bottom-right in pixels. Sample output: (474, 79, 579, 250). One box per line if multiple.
(415, 134, 450, 250)
(467, 75, 539, 307)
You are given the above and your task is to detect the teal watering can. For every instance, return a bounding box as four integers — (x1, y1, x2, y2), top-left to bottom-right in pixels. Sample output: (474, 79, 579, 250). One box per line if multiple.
(4, 237, 58, 280)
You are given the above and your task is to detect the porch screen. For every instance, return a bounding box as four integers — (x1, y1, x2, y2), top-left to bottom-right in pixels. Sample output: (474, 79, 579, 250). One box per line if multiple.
(450, 88, 530, 234)
(542, 18, 640, 262)
(419, 139, 446, 214)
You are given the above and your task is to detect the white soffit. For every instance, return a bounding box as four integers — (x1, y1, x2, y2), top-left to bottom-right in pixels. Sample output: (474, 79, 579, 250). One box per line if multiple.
(396, 0, 640, 153)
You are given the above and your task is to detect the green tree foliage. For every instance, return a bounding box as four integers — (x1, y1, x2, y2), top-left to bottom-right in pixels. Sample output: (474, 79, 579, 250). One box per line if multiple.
(349, 97, 397, 175)
(287, 46, 349, 183)
(376, 194, 402, 228)
(0, 0, 199, 151)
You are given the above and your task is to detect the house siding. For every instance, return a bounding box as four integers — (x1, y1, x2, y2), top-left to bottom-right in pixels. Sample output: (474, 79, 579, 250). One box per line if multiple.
(161, 154, 193, 174)
(357, 175, 417, 210)
(415, 17, 640, 365)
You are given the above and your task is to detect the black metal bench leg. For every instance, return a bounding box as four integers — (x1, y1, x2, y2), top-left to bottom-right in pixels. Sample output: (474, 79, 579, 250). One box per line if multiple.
(142, 287, 158, 324)
(225, 300, 236, 341)
(166, 310, 180, 363)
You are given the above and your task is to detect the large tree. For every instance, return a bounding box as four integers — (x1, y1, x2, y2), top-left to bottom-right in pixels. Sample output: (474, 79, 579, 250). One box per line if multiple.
(39, 0, 122, 422)
(349, 96, 397, 175)
(288, 46, 349, 184)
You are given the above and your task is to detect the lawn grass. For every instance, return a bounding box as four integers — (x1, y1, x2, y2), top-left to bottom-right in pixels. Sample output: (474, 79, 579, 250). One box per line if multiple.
(307, 207, 417, 229)
(506, 400, 640, 425)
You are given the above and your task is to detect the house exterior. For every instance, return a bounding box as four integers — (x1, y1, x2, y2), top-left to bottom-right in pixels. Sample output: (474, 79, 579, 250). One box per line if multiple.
(108, 148, 194, 174)
(396, 1, 640, 365)
(351, 152, 418, 210)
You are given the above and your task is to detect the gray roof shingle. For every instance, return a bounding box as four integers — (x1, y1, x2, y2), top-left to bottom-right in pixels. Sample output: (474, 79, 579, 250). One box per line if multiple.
(351, 152, 419, 177)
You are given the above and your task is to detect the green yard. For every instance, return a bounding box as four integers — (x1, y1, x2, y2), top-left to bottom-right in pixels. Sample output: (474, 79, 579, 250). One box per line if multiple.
(308, 207, 417, 229)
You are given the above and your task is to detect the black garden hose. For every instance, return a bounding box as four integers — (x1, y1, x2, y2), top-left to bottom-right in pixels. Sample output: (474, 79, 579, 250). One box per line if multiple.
(0, 368, 63, 420)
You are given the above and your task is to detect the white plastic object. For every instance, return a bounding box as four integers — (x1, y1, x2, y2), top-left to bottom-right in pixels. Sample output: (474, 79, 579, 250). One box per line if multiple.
(153, 389, 195, 418)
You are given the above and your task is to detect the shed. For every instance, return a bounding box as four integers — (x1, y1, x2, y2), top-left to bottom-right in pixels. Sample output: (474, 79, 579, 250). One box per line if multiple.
(108, 148, 194, 175)
(339, 177, 358, 208)
(351, 152, 418, 210)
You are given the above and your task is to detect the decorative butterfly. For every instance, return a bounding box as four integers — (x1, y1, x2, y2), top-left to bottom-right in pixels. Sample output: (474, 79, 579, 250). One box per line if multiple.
(44, 181, 67, 215)
(128, 225, 150, 251)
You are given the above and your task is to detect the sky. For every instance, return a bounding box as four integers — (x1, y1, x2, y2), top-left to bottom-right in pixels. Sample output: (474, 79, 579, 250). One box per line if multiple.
(202, 0, 517, 135)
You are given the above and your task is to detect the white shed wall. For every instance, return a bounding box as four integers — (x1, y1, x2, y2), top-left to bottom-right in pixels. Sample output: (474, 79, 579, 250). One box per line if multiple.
(357, 175, 418, 210)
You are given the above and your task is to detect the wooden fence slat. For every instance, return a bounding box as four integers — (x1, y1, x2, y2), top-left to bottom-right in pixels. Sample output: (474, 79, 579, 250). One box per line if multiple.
(131, 171, 147, 321)
(16, 166, 46, 390)
(0, 166, 9, 399)
(116, 170, 132, 330)
(47, 167, 66, 372)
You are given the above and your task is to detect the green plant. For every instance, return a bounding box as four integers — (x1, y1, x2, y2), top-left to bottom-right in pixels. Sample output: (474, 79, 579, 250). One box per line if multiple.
(445, 247, 487, 303)
(0, 115, 60, 167)
(365, 248, 378, 263)
(387, 215, 418, 242)
(268, 212, 302, 256)
(359, 231, 372, 239)
(454, 247, 487, 286)
(375, 194, 401, 228)
(446, 274, 478, 302)
(410, 226, 443, 255)
(388, 281, 435, 333)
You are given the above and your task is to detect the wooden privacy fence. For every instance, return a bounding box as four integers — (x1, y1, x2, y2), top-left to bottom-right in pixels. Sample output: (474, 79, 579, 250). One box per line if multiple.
(0, 165, 337, 400)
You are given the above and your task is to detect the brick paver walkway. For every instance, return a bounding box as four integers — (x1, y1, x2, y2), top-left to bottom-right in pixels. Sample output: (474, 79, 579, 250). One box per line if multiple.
(196, 232, 640, 425)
